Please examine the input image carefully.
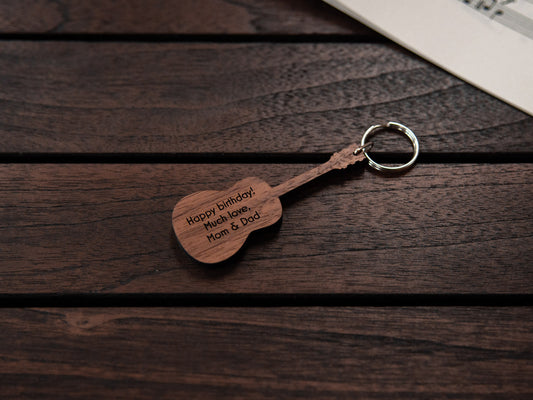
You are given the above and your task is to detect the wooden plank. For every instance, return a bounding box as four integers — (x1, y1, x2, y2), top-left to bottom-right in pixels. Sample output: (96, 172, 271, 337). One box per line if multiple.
(0, 0, 372, 35)
(1, 163, 531, 294)
(1, 307, 531, 399)
(0, 42, 531, 154)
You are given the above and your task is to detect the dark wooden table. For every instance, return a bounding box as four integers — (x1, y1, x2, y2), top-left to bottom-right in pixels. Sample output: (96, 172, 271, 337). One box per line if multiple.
(1, 1, 532, 398)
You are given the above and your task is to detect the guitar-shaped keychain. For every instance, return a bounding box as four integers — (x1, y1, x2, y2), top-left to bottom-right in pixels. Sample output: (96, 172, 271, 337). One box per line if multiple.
(173, 122, 419, 264)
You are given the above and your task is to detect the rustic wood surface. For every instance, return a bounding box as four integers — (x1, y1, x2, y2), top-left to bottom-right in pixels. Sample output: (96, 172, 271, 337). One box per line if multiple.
(1, 307, 532, 399)
(1, 163, 531, 294)
(1, 0, 532, 397)
(0, 42, 531, 154)
(0, 0, 371, 35)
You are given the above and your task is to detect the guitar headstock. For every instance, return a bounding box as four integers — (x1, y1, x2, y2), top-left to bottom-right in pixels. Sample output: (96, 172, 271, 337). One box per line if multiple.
(327, 142, 370, 170)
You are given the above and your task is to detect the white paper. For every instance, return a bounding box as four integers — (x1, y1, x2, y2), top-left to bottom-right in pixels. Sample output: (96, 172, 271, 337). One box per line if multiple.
(324, 0, 533, 116)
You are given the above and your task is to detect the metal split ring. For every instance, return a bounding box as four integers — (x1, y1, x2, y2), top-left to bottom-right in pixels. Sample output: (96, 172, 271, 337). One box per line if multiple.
(360, 122, 419, 172)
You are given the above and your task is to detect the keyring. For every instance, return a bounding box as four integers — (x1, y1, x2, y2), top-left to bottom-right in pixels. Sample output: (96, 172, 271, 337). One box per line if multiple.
(360, 122, 419, 172)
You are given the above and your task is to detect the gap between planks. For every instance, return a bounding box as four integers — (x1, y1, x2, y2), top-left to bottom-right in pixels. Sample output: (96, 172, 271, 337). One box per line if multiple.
(0, 33, 387, 43)
(1, 293, 533, 308)
(1, 152, 532, 164)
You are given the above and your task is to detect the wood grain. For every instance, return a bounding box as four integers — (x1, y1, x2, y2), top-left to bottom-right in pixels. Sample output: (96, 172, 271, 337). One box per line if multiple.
(1, 1, 530, 398)
(1, 307, 531, 399)
(1, 163, 531, 294)
(0, 0, 372, 35)
(0, 42, 531, 154)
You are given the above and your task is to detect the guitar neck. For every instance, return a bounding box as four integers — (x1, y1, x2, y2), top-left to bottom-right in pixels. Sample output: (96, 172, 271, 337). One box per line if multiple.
(269, 161, 337, 198)
(270, 144, 367, 198)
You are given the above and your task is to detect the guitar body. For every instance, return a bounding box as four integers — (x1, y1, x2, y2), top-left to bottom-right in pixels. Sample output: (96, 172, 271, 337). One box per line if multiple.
(172, 177, 282, 264)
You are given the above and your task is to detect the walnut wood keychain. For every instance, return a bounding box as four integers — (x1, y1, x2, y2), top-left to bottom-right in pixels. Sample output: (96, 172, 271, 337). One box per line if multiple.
(173, 122, 419, 264)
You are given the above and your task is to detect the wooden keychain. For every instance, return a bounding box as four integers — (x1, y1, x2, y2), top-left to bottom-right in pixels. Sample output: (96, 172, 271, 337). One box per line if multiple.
(173, 122, 419, 264)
